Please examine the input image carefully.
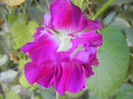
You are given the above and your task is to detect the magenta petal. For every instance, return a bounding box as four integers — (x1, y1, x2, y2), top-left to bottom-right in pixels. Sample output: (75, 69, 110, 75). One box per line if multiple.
(37, 69, 55, 88)
(50, 52, 70, 62)
(21, 37, 58, 64)
(54, 62, 85, 95)
(75, 51, 90, 63)
(74, 14, 101, 32)
(85, 20, 101, 31)
(50, 0, 82, 33)
(43, 13, 52, 28)
(79, 32, 103, 47)
(24, 62, 54, 85)
(89, 53, 99, 66)
(83, 64, 94, 78)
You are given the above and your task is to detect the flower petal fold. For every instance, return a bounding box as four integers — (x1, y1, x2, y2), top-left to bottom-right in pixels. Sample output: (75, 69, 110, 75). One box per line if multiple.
(84, 20, 101, 31)
(79, 32, 103, 47)
(24, 62, 55, 85)
(37, 68, 55, 88)
(21, 29, 58, 64)
(54, 62, 85, 95)
(83, 64, 94, 78)
(21, 39, 58, 64)
(50, 0, 82, 33)
(43, 13, 52, 28)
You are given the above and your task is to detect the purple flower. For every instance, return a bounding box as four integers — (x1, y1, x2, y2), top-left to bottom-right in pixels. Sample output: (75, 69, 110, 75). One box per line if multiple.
(21, 0, 103, 95)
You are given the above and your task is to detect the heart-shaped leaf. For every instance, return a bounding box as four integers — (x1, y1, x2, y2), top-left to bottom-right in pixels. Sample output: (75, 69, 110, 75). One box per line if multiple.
(12, 19, 38, 49)
(86, 28, 130, 98)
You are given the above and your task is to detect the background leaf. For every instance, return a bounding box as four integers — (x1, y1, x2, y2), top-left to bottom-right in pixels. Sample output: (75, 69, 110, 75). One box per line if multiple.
(86, 28, 130, 98)
(111, 0, 133, 5)
(0, 0, 25, 8)
(0, 36, 10, 55)
(109, 17, 131, 32)
(19, 72, 32, 87)
(71, 0, 84, 8)
(27, 7, 44, 26)
(5, 91, 21, 99)
(0, 69, 18, 83)
(125, 27, 133, 47)
(114, 84, 133, 99)
(0, 54, 8, 66)
(103, 11, 116, 25)
(0, 94, 4, 99)
(38, 85, 55, 99)
(12, 19, 38, 49)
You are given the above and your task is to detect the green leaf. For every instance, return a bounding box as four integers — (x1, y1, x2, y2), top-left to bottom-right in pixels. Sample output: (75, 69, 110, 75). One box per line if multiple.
(0, 36, 10, 55)
(111, 0, 133, 5)
(58, 95, 67, 99)
(71, 0, 84, 8)
(103, 11, 116, 25)
(114, 84, 133, 99)
(19, 72, 31, 87)
(109, 17, 131, 32)
(38, 85, 55, 99)
(18, 59, 25, 71)
(94, 0, 106, 6)
(0, 54, 8, 66)
(5, 91, 21, 99)
(8, 14, 25, 27)
(118, 9, 133, 23)
(27, 7, 44, 26)
(66, 91, 83, 98)
(12, 19, 38, 49)
(39, 0, 50, 13)
(0, 69, 18, 83)
(0, 94, 4, 99)
(8, 14, 17, 25)
(89, 95, 109, 99)
(125, 27, 133, 47)
(86, 28, 130, 98)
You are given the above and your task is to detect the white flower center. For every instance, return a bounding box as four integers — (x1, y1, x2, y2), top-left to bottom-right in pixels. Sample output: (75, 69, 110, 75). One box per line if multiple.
(47, 29, 73, 52)
(57, 34, 72, 52)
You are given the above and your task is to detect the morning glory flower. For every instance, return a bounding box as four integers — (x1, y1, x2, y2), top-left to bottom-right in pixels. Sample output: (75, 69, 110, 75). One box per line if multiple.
(21, 0, 103, 95)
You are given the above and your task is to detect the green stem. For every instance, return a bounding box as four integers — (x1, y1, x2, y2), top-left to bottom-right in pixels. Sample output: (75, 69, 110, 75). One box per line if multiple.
(56, 92, 59, 99)
(20, 5, 28, 23)
(92, 0, 114, 20)
(34, 0, 43, 12)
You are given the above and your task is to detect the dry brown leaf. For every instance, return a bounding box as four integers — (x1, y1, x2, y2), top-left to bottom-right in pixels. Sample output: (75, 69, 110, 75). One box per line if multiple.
(0, 19, 4, 25)
(0, 0, 25, 8)
(10, 50, 18, 64)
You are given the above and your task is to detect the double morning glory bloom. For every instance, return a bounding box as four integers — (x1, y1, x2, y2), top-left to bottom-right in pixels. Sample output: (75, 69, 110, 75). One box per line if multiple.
(21, 0, 103, 95)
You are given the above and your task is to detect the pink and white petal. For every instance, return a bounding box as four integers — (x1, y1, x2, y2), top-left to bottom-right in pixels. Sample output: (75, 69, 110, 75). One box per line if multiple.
(70, 38, 86, 52)
(79, 32, 103, 47)
(75, 51, 90, 63)
(81, 46, 99, 66)
(43, 13, 53, 28)
(21, 37, 58, 64)
(33, 29, 50, 41)
(54, 62, 85, 95)
(24, 62, 54, 85)
(50, 0, 82, 33)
